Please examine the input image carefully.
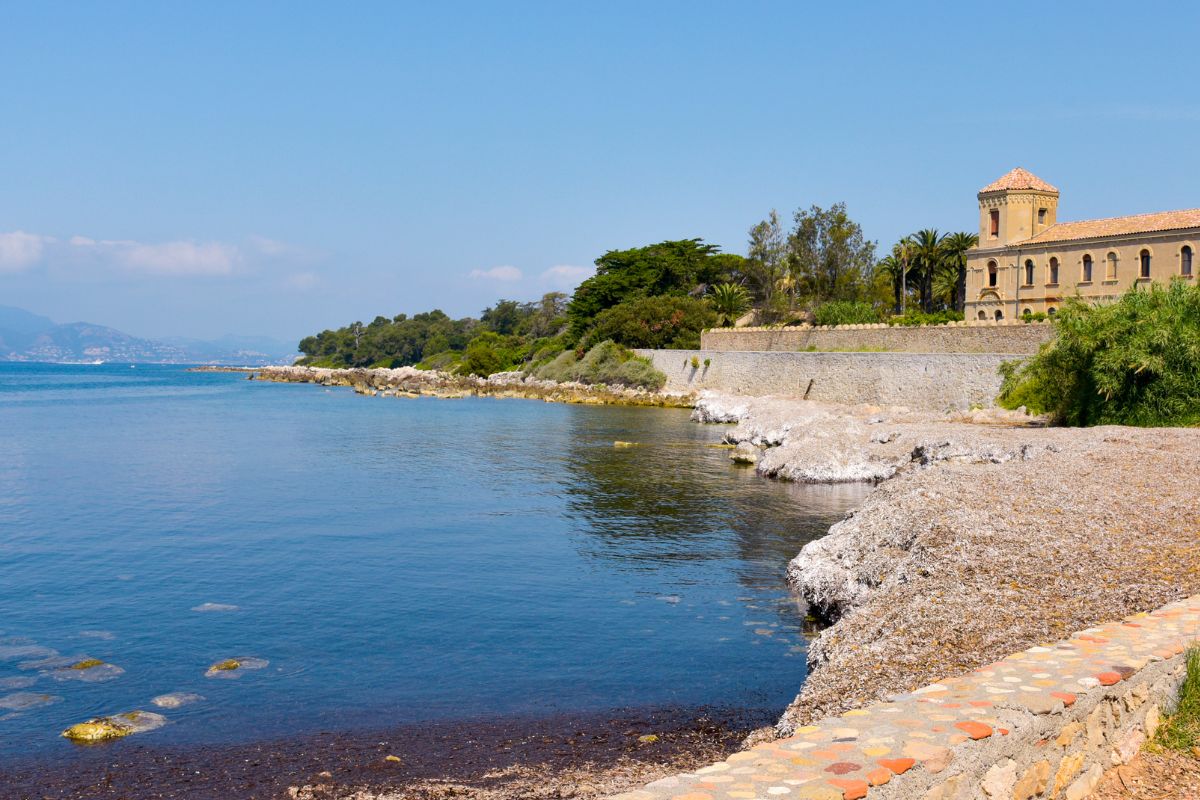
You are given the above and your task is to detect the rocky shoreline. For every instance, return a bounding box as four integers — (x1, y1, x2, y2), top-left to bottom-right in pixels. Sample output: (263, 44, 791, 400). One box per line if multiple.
(690, 392, 1200, 744)
(182, 372, 1200, 798)
(239, 365, 696, 408)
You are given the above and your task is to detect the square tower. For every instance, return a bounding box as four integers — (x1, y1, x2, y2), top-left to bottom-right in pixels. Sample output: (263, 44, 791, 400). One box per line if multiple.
(977, 167, 1059, 247)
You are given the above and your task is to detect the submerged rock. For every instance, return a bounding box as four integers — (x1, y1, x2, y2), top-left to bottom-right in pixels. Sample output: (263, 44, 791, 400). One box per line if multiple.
(51, 660, 125, 683)
(191, 602, 239, 612)
(62, 710, 166, 742)
(204, 656, 268, 679)
(0, 692, 61, 711)
(78, 630, 116, 640)
(0, 640, 57, 662)
(151, 692, 204, 709)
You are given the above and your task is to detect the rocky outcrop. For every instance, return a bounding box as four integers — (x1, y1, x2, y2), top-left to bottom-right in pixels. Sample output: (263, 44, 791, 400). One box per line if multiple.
(250, 366, 695, 407)
(690, 391, 1200, 741)
(694, 391, 1048, 486)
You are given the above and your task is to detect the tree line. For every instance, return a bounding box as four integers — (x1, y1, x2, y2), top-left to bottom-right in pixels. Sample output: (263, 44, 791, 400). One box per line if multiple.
(297, 204, 979, 374)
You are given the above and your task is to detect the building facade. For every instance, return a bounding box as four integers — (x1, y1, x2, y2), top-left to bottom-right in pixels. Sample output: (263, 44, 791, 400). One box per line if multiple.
(965, 167, 1199, 320)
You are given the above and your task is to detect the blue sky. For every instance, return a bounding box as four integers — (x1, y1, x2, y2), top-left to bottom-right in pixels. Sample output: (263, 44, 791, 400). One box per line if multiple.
(2, 1, 1197, 341)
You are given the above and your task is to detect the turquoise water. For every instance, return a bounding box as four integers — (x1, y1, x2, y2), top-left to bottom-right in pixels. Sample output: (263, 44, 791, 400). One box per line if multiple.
(0, 364, 865, 757)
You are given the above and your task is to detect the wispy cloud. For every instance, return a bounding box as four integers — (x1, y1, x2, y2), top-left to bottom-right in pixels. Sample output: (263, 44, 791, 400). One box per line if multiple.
(469, 265, 523, 281)
(540, 264, 593, 288)
(109, 240, 239, 276)
(0, 231, 52, 273)
(0, 230, 316, 279)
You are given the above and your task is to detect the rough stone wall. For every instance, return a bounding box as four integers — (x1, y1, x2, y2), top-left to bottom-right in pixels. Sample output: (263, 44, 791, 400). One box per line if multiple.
(699, 322, 1053, 354)
(635, 350, 1014, 411)
(612, 596, 1200, 800)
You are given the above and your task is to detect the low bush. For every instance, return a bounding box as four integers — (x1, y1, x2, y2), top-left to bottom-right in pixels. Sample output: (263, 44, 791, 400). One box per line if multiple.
(998, 281, 1200, 426)
(533, 340, 666, 390)
(415, 351, 463, 371)
(812, 300, 883, 326)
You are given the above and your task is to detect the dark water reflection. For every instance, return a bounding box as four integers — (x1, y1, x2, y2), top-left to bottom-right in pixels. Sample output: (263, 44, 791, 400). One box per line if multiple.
(0, 364, 867, 759)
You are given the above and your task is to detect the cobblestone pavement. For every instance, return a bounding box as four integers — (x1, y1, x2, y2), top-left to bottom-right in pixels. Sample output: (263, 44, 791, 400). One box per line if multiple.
(611, 597, 1200, 800)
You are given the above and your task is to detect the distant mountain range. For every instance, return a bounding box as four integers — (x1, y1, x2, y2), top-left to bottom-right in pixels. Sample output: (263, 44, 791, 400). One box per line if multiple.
(0, 306, 298, 365)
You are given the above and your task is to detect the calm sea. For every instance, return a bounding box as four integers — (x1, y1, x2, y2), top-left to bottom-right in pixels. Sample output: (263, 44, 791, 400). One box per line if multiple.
(0, 363, 865, 758)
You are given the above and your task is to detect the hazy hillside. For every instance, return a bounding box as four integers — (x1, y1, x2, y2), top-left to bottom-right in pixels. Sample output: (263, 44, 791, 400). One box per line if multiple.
(0, 305, 297, 365)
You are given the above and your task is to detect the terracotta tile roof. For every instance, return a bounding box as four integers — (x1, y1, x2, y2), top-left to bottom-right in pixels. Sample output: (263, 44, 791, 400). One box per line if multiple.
(1020, 208, 1200, 245)
(980, 167, 1059, 194)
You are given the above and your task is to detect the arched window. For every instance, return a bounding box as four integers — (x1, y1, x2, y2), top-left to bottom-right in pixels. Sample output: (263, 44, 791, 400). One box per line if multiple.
(987, 260, 998, 287)
(977, 310, 987, 320)
(994, 309, 1004, 321)
(1047, 307, 1057, 316)
(1022, 307, 1032, 318)
(1024, 259, 1034, 286)
(1140, 249, 1151, 278)
(1106, 252, 1118, 280)
(1182, 246, 1193, 276)
(1049, 257, 1059, 284)
(1082, 254, 1093, 282)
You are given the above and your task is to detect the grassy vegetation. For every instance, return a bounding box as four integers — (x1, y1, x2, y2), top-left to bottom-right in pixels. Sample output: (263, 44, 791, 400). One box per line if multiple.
(999, 281, 1200, 427)
(532, 341, 666, 390)
(1153, 647, 1200, 753)
(812, 300, 883, 326)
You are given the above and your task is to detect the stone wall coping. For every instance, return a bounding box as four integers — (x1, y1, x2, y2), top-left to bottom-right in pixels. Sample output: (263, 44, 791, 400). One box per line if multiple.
(642, 350, 1033, 359)
(704, 321, 1052, 333)
(610, 595, 1200, 800)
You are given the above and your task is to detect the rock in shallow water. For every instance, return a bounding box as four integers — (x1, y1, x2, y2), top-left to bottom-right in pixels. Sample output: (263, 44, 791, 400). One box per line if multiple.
(51, 660, 125, 683)
(0, 692, 61, 711)
(191, 602, 239, 612)
(151, 692, 204, 709)
(205, 656, 268, 679)
(62, 710, 166, 742)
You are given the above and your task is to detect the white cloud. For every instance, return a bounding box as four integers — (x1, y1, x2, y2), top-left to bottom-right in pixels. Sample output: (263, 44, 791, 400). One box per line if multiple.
(469, 265, 523, 281)
(0, 231, 51, 272)
(1, 230, 319, 281)
(540, 264, 593, 288)
(115, 240, 239, 276)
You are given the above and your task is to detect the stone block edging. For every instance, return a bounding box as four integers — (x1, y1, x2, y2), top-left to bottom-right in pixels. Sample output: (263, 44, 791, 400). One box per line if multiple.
(610, 595, 1200, 800)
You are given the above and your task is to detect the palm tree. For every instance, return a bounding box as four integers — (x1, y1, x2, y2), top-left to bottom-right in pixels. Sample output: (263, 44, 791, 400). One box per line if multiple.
(941, 231, 980, 312)
(908, 229, 947, 313)
(875, 254, 905, 315)
(708, 283, 752, 327)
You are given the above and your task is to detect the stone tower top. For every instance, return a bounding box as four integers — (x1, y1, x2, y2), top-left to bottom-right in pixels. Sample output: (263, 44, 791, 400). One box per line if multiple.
(978, 168, 1059, 246)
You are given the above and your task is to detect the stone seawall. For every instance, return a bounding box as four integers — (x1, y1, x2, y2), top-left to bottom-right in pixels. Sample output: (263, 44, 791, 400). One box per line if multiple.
(612, 596, 1198, 800)
(700, 323, 1053, 355)
(634, 350, 1014, 411)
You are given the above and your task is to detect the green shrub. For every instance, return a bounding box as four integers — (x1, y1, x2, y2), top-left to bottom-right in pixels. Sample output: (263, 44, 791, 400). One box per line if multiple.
(579, 295, 716, 350)
(1021, 310, 1049, 323)
(998, 281, 1200, 426)
(708, 283, 752, 327)
(532, 340, 666, 390)
(888, 309, 965, 327)
(812, 300, 883, 326)
(415, 350, 463, 372)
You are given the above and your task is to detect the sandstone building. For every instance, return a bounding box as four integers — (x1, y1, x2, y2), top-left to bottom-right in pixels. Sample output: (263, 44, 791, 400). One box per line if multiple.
(965, 167, 1199, 320)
